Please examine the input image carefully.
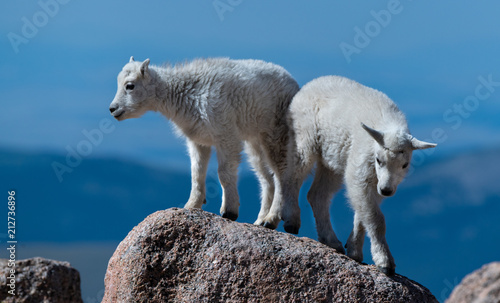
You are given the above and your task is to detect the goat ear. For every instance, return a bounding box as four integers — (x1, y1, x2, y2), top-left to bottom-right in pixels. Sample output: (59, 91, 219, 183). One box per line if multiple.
(140, 59, 150, 76)
(361, 123, 385, 146)
(129, 56, 135, 63)
(410, 137, 437, 150)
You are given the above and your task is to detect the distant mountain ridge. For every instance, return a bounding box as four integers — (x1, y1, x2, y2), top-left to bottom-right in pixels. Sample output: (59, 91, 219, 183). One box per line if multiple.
(1, 147, 499, 301)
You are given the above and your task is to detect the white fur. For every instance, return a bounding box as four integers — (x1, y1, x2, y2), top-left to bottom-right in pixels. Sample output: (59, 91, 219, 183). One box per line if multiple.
(109, 57, 299, 222)
(276, 76, 436, 274)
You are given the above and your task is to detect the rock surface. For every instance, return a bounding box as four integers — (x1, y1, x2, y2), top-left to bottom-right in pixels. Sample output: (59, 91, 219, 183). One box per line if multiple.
(104, 207, 437, 303)
(446, 262, 500, 303)
(0, 257, 83, 303)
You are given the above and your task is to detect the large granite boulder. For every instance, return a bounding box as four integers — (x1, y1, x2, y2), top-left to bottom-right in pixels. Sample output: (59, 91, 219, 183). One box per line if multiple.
(104, 208, 437, 302)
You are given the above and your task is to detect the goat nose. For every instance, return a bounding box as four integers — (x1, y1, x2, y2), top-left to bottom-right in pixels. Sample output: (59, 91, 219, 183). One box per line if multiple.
(381, 188, 393, 197)
(109, 106, 117, 114)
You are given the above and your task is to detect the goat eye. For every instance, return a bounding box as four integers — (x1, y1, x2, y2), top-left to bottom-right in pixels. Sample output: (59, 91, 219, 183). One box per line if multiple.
(376, 158, 381, 165)
(125, 83, 135, 91)
(402, 163, 409, 169)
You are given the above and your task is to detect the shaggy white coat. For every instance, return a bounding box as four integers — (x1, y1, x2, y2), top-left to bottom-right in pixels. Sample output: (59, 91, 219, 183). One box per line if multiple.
(109, 57, 299, 223)
(276, 76, 436, 275)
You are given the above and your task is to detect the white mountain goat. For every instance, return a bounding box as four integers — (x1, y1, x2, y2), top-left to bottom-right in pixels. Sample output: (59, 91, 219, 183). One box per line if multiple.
(109, 57, 299, 223)
(278, 76, 436, 275)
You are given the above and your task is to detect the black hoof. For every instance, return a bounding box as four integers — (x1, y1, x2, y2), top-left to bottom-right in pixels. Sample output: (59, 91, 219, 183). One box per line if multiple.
(221, 211, 238, 221)
(335, 247, 346, 255)
(284, 223, 299, 235)
(203, 199, 207, 205)
(377, 266, 396, 276)
(262, 222, 277, 230)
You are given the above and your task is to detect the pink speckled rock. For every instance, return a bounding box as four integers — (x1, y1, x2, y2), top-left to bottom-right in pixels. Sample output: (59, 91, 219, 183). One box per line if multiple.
(103, 208, 437, 303)
(0, 257, 83, 303)
(446, 262, 500, 303)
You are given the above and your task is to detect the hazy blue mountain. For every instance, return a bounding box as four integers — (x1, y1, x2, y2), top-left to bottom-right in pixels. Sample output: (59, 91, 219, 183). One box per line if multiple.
(0, 148, 270, 242)
(382, 149, 500, 301)
(1, 148, 499, 302)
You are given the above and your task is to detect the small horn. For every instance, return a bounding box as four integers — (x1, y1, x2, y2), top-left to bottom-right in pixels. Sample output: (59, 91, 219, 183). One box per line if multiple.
(361, 123, 385, 147)
(410, 137, 437, 150)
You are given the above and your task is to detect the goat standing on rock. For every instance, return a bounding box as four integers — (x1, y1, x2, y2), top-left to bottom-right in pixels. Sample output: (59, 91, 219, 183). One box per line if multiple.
(276, 76, 436, 275)
(109, 57, 299, 223)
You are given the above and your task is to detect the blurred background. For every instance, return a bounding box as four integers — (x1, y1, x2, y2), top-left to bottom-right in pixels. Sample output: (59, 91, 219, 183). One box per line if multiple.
(1, 1, 499, 301)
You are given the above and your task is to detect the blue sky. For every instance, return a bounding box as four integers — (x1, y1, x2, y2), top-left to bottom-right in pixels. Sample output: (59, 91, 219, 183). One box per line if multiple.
(2, 2, 500, 300)
(1, 0, 500, 168)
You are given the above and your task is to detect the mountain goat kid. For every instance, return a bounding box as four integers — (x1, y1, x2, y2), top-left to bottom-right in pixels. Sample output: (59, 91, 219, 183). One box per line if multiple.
(279, 76, 436, 275)
(109, 57, 299, 223)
